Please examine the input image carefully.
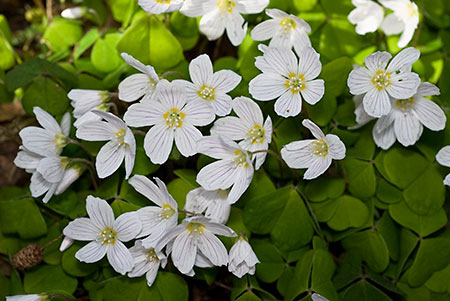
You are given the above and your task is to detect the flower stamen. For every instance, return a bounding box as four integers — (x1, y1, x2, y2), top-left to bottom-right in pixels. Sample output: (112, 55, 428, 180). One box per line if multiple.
(371, 70, 391, 91)
(198, 85, 215, 101)
(164, 108, 185, 129)
(186, 222, 205, 234)
(98, 228, 117, 245)
(248, 125, 265, 144)
(285, 73, 306, 94)
(312, 139, 328, 157)
(280, 17, 296, 31)
(161, 204, 176, 219)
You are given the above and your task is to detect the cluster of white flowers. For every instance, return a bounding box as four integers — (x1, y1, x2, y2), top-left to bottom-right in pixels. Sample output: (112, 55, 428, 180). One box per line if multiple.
(348, 0, 419, 48)
(11, 3, 450, 299)
(347, 47, 446, 150)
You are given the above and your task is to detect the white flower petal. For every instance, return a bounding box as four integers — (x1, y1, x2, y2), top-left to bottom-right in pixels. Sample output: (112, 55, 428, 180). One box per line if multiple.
(115, 212, 142, 242)
(19, 127, 57, 156)
(144, 124, 174, 165)
(121, 53, 158, 78)
(386, 72, 420, 99)
(119, 74, 155, 102)
(232, 96, 263, 125)
(197, 159, 237, 190)
(196, 136, 235, 159)
(298, 47, 322, 80)
(157, 80, 186, 110)
(301, 79, 324, 105)
(211, 117, 248, 140)
(124, 146, 135, 180)
(325, 134, 346, 160)
(250, 19, 276, 41)
(96, 141, 125, 178)
(444, 174, 450, 186)
(209, 70, 242, 93)
(387, 47, 420, 73)
(129, 175, 167, 207)
(416, 82, 440, 97)
(204, 221, 236, 237)
(281, 140, 316, 169)
(145, 262, 160, 287)
(183, 100, 215, 126)
(211, 93, 233, 116)
(30, 172, 52, 198)
(373, 124, 396, 150)
(37, 156, 64, 183)
(199, 9, 226, 41)
(304, 156, 332, 180)
(172, 230, 197, 274)
(227, 165, 253, 204)
(347, 67, 372, 95)
(364, 52, 392, 73)
(175, 123, 202, 157)
(436, 146, 450, 167)
(86, 195, 115, 229)
(61, 112, 71, 136)
(397, 23, 416, 48)
(198, 231, 228, 266)
(303, 119, 325, 139)
(76, 121, 114, 141)
(189, 54, 214, 85)
(124, 102, 166, 127)
(14, 147, 43, 171)
(381, 13, 404, 35)
(249, 73, 287, 101)
(239, 0, 269, 14)
(107, 241, 134, 275)
(363, 87, 391, 118)
(33, 107, 60, 133)
(274, 90, 302, 117)
(261, 47, 297, 76)
(75, 241, 107, 263)
(63, 218, 100, 241)
(413, 97, 446, 131)
(394, 112, 422, 146)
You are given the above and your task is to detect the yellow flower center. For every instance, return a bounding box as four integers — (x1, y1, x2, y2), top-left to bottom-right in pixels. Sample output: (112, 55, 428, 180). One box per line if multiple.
(146, 248, 160, 262)
(280, 17, 296, 31)
(407, 4, 417, 17)
(234, 150, 249, 168)
(285, 73, 306, 94)
(395, 97, 414, 111)
(161, 204, 176, 219)
(99, 228, 117, 245)
(198, 85, 215, 101)
(371, 70, 391, 91)
(115, 128, 129, 146)
(186, 222, 205, 234)
(54, 131, 67, 151)
(248, 125, 265, 144)
(313, 139, 328, 157)
(217, 0, 235, 13)
(163, 108, 185, 129)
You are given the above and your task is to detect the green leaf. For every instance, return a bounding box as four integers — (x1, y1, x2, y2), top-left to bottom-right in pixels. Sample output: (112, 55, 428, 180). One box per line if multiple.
(402, 165, 445, 215)
(306, 94, 337, 126)
(376, 178, 402, 204)
(395, 228, 419, 279)
(383, 147, 429, 189)
(6, 59, 77, 91)
(347, 126, 376, 160)
(270, 188, 314, 251)
(321, 56, 354, 97)
(0, 198, 47, 239)
(326, 195, 370, 231)
(107, 0, 135, 23)
(342, 229, 390, 273)
(22, 76, 70, 116)
(91, 33, 122, 73)
(252, 239, 285, 283)
(42, 18, 83, 51)
(169, 12, 199, 51)
(238, 41, 260, 82)
(133, 146, 159, 175)
(389, 201, 447, 237)
(117, 15, 184, 71)
(243, 186, 291, 234)
(304, 177, 345, 202)
(0, 35, 14, 70)
(311, 249, 339, 300)
(138, 272, 188, 301)
(167, 178, 193, 210)
(342, 280, 392, 301)
(408, 237, 450, 287)
(333, 251, 362, 290)
(103, 277, 143, 301)
(173, 169, 199, 189)
(319, 19, 363, 61)
(111, 199, 140, 216)
(284, 250, 314, 300)
(343, 158, 377, 198)
(74, 28, 100, 60)
(236, 291, 261, 301)
(377, 212, 400, 261)
(62, 242, 99, 277)
(425, 263, 450, 294)
(24, 264, 77, 294)
(45, 190, 85, 219)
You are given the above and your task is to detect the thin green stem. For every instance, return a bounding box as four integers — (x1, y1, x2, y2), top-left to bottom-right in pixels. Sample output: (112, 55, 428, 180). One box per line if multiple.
(68, 138, 94, 161)
(295, 186, 325, 240)
(70, 158, 99, 190)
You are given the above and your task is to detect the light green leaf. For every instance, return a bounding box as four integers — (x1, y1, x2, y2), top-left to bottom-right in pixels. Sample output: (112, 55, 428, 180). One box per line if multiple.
(91, 33, 122, 73)
(304, 177, 346, 202)
(117, 15, 184, 71)
(43, 17, 83, 52)
(62, 242, 99, 277)
(252, 239, 285, 283)
(24, 264, 77, 294)
(326, 195, 370, 231)
(343, 158, 377, 198)
(74, 28, 100, 60)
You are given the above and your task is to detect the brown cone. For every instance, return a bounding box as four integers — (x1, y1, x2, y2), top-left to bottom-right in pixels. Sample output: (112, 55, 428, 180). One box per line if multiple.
(12, 244, 44, 271)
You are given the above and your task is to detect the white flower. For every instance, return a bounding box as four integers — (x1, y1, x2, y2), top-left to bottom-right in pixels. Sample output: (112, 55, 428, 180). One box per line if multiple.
(350, 94, 375, 129)
(347, 47, 421, 117)
(251, 8, 311, 54)
(312, 293, 329, 301)
(128, 240, 167, 287)
(19, 107, 70, 157)
(181, 0, 269, 46)
(228, 236, 259, 278)
(68, 89, 110, 128)
(76, 110, 136, 179)
(380, 0, 419, 48)
(249, 46, 324, 118)
(59, 236, 74, 252)
(185, 187, 231, 224)
(55, 165, 84, 195)
(436, 146, 450, 186)
(372, 82, 446, 149)
(281, 119, 346, 180)
(124, 80, 214, 164)
(14, 146, 44, 173)
(211, 96, 272, 169)
(348, 0, 384, 35)
(177, 54, 241, 116)
(118, 53, 160, 102)
(61, 7, 92, 19)
(155, 216, 236, 275)
(128, 175, 178, 248)
(63, 196, 142, 275)
(138, 0, 183, 14)
(6, 294, 45, 301)
(197, 136, 254, 204)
